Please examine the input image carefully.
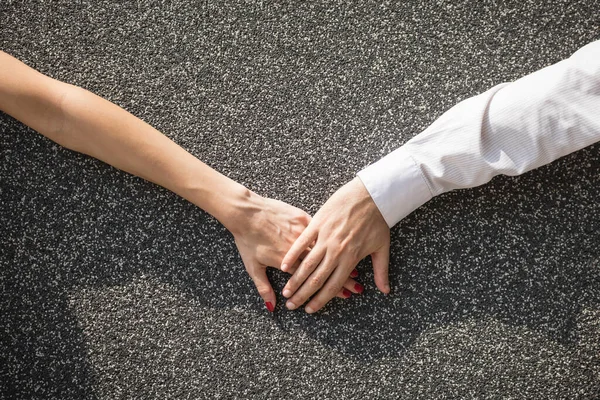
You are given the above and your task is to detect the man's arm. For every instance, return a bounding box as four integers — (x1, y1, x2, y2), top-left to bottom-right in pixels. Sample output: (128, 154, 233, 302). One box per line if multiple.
(281, 39, 600, 313)
(0, 51, 361, 311)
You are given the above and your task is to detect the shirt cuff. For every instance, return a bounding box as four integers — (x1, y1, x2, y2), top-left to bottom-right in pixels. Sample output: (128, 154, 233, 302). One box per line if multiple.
(357, 147, 433, 227)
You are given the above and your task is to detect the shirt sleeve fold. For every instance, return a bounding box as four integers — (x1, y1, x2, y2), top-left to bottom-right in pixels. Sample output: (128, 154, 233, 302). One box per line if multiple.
(358, 39, 600, 228)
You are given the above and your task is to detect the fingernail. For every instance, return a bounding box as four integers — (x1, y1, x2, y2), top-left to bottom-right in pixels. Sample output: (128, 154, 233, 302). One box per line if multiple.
(342, 288, 352, 298)
(281, 263, 288, 272)
(286, 300, 297, 310)
(282, 289, 292, 298)
(305, 305, 315, 314)
(350, 269, 358, 278)
(265, 301, 274, 312)
(354, 283, 364, 294)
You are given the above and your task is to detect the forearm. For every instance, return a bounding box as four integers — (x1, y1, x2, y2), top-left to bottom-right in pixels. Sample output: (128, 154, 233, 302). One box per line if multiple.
(57, 84, 256, 230)
(0, 51, 252, 233)
(359, 40, 600, 227)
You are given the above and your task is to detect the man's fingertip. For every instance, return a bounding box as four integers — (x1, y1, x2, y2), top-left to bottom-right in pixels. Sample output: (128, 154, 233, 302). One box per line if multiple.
(286, 300, 297, 310)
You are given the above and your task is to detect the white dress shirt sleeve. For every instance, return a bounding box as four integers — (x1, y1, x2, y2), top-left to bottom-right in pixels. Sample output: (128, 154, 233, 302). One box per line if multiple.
(358, 39, 600, 228)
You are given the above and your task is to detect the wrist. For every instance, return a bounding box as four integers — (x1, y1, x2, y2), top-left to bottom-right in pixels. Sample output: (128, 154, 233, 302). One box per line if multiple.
(346, 177, 388, 224)
(175, 162, 263, 233)
(218, 187, 265, 236)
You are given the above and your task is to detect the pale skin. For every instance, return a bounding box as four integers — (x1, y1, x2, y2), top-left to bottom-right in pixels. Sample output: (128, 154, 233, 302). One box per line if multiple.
(281, 177, 391, 313)
(0, 51, 362, 311)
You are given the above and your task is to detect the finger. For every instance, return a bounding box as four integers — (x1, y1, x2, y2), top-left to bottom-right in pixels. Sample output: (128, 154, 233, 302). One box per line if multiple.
(304, 261, 355, 313)
(267, 250, 308, 271)
(299, 248, 311, 261)
(280, 248, 310, 266)
(246, 263, 277, 312)
(282, 246, 326, 299)
(282, 259, 301, 275)
(281, 226, 318, 273)
(343, 276, 363, 295)
(275, 257, 309, 276)
(335, 288, 353, 299)
(279, 253, 327, 276)
(350, 268, 359, 278)
(285, 253, 337, 310)
(282, 248, 325, 298)
(372, 243, 390, 294)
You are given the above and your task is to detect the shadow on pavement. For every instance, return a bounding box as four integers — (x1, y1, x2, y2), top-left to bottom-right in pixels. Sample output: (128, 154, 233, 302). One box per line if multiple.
(1, 119, 599, 395)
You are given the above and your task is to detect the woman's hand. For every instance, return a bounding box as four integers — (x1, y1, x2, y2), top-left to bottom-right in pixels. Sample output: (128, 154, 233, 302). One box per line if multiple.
(0, 52, 364, 313)
(230, 194, 363, 311)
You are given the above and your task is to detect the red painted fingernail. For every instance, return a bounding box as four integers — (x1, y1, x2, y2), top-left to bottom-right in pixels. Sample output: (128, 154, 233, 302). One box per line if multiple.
(342, 288, 352, 298)
(350, 269, 358, 278)
(354, 283, 364, 294)
(265, 301, 275, 312)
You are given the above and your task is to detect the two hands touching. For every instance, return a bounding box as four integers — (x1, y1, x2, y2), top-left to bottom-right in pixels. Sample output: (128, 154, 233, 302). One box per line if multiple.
(6, 40, 600, 313)
(7, 40, 599, 314)
(236, 178, 391, 313)
(0, 50, 389, 315)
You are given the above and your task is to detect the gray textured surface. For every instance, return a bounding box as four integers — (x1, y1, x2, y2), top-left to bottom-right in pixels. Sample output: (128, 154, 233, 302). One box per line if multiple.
(1, 0, 599, 398)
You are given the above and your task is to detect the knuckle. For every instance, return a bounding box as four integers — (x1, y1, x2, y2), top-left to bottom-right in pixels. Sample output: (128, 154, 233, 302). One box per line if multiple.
(301, 258, 318, 272)
(327, 282, 343, 295)
(309, 275, 324, 288)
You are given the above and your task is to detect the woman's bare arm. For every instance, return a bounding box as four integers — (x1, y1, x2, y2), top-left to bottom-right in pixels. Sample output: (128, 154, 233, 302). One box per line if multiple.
(0, 51, 361, 311)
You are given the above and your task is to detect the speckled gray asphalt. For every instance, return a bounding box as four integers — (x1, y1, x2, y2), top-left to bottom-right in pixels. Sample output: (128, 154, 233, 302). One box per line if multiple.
(1, 1, 599, 399)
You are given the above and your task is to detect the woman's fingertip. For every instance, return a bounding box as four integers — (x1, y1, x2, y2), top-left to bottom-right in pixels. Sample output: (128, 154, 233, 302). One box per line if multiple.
(265, 301, 275, 312)
(350, 269, 358, 278)
(354, 283, 364, 294)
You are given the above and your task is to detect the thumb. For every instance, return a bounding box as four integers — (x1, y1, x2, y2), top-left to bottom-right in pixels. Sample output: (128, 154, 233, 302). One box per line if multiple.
(371, 242, 390, 294)
(246, 263, 277, 312)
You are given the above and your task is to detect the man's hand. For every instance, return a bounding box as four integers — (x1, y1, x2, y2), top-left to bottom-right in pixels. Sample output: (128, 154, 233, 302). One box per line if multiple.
(232, 195, 363, 312)
(280, 177, 391, 313)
